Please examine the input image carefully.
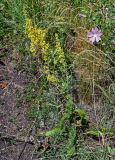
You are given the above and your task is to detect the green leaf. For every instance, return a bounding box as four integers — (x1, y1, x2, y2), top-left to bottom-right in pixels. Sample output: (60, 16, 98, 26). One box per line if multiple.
(87, 129, 99, 136)
(67, 146, 76, 157)
(65, 95, 74, 119)
(75, 108, 86, 119)
(87, 128, 114, 137)
(45, 128, 61, 137)
(67, 124, 77, 157)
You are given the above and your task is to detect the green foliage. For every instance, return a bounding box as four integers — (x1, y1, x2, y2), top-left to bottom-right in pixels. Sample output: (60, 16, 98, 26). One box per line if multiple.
(27, 107, 39, 119)
(78, 146, 110, 160)
(45, 128, 61, 137)
(65, 95, 74, 119)
(1, 0, 114, 159)
(87, 127, 114, 137)
(0, 0, 25, 36)
(67, 124, 77, 157)
(75, 108, 87, 119)
(107, 146, 115, 158)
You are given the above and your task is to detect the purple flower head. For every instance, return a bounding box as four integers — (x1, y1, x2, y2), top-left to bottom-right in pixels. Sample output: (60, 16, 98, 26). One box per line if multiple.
(87, 27, 102, 44)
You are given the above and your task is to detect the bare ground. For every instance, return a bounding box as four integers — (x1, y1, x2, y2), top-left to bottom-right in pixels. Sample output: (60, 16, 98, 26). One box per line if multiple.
(0, 52, 36, 160)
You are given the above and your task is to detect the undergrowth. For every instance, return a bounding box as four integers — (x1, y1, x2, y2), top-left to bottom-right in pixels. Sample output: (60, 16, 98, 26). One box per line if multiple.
(0, 0, 115, 159)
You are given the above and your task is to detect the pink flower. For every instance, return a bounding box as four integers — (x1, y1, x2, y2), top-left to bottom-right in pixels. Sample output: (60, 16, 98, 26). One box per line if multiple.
(87, 27, 102, 44)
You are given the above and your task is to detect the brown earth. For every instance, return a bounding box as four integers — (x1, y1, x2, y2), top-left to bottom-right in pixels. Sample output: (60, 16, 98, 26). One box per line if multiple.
(0, 51, 36, 160)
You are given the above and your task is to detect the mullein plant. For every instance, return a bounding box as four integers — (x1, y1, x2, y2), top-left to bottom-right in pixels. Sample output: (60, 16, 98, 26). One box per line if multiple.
(25, 17, 89, 157)
(25, 18, 48, 56)
(25, 17, 90, 158)
(25, 18, 57, 83)
(25, 18, 68, 85)
(55, 33, 65, 65)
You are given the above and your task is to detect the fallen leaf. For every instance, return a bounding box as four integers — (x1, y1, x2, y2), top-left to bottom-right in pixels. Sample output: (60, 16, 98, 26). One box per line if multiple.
(0, 82, 8, 89)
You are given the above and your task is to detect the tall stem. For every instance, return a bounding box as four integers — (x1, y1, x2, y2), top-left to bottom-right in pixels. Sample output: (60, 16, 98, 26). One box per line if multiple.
(92, 45, 99, 130)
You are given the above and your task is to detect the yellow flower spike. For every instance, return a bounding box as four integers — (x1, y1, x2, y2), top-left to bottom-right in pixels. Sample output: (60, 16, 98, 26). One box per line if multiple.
(25, 18, 49, 59)
(44, 65, 49, 74)
(60, 58, 64, 64)
(47, 74, 57, 83)
(55, 33, 65, 64)
(25, 18, 58, 84)
(54, 59, 58, 65)
(25, 18, 33, 33)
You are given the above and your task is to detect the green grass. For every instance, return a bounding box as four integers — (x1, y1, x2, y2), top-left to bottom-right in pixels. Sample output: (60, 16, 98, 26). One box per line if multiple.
(0, 0, 114, 159)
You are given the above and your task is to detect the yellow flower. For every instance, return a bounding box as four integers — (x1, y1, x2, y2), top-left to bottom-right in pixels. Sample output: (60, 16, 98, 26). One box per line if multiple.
(25, 18, 49, 59)
(55, 33, 65, 64)
(44, 65, 49, 74)
(47, 74, 57, 83)
(54, 58, 58, 65)
(25, 18, 58, 84)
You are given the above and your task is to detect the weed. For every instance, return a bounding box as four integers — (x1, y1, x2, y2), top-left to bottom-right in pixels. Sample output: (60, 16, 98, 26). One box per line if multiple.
(0, 0, 114, 159)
